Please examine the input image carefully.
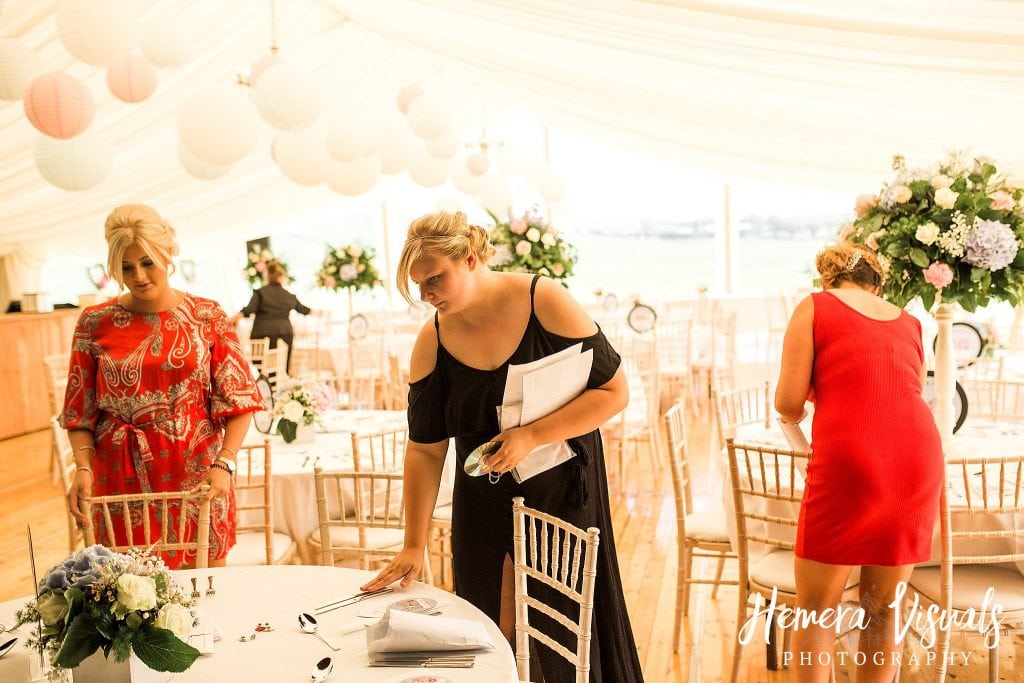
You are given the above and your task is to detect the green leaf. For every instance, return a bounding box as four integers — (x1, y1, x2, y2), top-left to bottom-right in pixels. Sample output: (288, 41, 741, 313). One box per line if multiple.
(132, 625, 200, 673)
(1013, 250, 1024, 268)
(54, 613, 104, 669)
(64, 587, 84, 628)
(970, 267, 986, 282)
(920, 288, 935, 311)
(276, 419, 296, 443)
(885, 242, 909, 258)
(94, 610, 117, 641)
(908, 248, 930, 268)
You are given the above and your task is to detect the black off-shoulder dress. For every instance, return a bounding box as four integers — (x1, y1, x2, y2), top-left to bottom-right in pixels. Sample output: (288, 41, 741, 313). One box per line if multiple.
(407, 276, 644, 683)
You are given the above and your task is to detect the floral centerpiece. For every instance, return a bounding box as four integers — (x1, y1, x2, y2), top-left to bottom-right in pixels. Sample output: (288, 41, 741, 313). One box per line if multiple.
(841, 153, 1024, 311)
(14, 546, 199, 677)
(487, 210, 577, 284)
(273, 378, 332, 443)
(315, 243, 382, 292)
(244, 247, 291, 288)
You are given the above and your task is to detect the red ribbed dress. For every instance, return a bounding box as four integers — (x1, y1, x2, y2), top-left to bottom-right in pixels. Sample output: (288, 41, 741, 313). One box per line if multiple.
(795, 291, 943, 566)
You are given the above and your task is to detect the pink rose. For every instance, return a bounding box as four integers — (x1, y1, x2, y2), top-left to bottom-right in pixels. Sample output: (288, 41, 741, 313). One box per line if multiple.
(990, 190, 1015, 212)
(255, 262, 266, 272)
(509, 218, 528, 235)
(865, 229, 885, 251)
(854, 194, 879, 218)
(838, 223, 855, 241)
(923, 262, 954, 290)
(323, 275, 336, 288)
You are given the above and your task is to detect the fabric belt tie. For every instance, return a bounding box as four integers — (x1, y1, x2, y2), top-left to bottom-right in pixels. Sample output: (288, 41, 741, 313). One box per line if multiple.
(107, 415, 171, 492)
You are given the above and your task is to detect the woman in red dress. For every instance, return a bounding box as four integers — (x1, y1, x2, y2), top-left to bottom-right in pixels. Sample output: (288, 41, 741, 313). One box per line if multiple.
(775, 244, 943, 682)
(62, 204, 262, 568)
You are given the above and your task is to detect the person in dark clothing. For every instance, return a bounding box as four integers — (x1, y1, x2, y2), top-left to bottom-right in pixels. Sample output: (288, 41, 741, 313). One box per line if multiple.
(230, 262, 311, 373)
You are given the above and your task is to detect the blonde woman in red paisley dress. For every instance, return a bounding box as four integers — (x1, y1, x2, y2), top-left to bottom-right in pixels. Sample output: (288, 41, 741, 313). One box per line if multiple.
(61, 205, 263, 568)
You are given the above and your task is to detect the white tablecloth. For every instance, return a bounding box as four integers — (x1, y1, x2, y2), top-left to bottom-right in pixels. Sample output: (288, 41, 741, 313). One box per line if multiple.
(0, 566, 516, 683)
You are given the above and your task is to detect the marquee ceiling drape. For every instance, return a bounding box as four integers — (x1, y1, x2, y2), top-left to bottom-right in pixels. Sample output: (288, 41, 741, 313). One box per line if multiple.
(1, 0, 1022, 257)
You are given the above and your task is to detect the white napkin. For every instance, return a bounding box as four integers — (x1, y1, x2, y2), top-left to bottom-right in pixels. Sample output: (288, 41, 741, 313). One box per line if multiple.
(187, 609, 220, 655)
(365, 609, 495, 653)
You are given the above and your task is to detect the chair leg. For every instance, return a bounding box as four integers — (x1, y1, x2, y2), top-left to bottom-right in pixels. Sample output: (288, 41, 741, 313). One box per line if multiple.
(782, 625, 791, 668)
(730, 595, 746, 683)
(681, 546, 693, 616)
(710, 555, 726, 599)
(765, 610, 780, 670)
(988, 641, 998, 683)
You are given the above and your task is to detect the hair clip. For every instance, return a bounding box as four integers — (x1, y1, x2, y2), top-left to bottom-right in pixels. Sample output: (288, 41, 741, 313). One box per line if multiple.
(845, 251, 862, 272)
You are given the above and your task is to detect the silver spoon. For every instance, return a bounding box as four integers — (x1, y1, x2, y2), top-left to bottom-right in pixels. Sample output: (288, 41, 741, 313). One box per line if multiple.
(310, 656, 333, 682)
(298, 613, 339, 651)
(0, 636, 17, 658)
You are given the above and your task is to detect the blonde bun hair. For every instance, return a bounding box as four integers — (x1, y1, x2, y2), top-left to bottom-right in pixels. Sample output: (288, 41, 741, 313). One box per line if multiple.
(105, 204, 179, 288)
(396, 211, 496, 305)
(816, 243, 883, 290)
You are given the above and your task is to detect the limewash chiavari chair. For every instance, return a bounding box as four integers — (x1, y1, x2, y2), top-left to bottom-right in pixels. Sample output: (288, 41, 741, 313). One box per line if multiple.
(961, 378, 1024, 421)
(603, 337, 662, 488)
(713, 381, 772, 449)
(664, 402, 737, 652)
(428, 502, 453, 588)
(905, 455, 1024, 683)
(959, 355, 1004, 382)
(350, 427, 408, 472)
(726, 440, 860, 681)
(512, 496, 600, 683)
(51, 417, 83, 553)
(227, 439, 298, 566)
(322, 373, 376, 410)
(656, 312, 697, 414)
(690, 308, 737, 412)
(43, 352, 70, 417)
(83, 487, 212, 568)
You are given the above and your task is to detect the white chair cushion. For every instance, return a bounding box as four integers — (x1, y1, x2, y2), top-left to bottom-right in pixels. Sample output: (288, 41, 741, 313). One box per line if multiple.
(310, 525, 405, 551)
(227, 531, 296, 566)
(685, 511, 730, 543)
(750, 550, 860, 595)
(909, 565, 1024, 614)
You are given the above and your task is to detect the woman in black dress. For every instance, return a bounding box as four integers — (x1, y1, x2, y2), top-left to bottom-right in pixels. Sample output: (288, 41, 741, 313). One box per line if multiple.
(229, 261, 310, 373)
(361, 211, 644, 682)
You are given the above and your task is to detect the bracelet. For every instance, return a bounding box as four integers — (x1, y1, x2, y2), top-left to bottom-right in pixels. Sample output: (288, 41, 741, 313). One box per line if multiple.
(219, 446, 238, 458)
(209, 462, 232, 475)
(77, 446, 96, 452)
(75, 466, 93, 476)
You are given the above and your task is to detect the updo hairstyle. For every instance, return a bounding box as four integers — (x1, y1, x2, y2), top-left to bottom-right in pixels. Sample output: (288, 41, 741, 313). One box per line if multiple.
(104, 204, 180, 288)
(265, 261, 287, 285)
(396, 211, 496, 305)
(816, 243, 884, 291)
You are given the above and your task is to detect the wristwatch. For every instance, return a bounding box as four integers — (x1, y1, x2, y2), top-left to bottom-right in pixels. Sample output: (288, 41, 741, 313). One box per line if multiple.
(215, 457, 236, 475)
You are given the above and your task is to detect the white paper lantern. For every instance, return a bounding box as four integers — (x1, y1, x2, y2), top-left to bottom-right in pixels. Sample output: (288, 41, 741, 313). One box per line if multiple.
(478, 174, 513, 216)
(327, 155, 380, 196)
(254, 62, 321, 131)
(34, 130, 112, 191)
(106, 54, 157, 103)
(178, 144, 231, 180)
(0, 39, 43, 101)
(273, 128, 330, 187)
(140, 17, 192, 69)
(451, 157, 485, 195)
(375, 118, 416, 175)
(426, 125, 462, 160)
(407, 148, 449, 188)
(406, 91, 452, 141)
(325, 118, 372, 162)
(466, 151, 489, 177)
(57, 0, 140, 67)
(249, 53, 282, 85)
(496, 146, 526, 175)
(178, 87, 261, 166)
(396, 83, 424, 114)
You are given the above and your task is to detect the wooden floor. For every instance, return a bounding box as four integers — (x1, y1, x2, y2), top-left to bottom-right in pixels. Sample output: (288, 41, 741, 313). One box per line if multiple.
(2, 412, 1022, 681)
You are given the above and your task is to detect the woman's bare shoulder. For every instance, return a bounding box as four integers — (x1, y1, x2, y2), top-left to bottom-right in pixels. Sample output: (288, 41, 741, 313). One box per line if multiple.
(409, 318, 438, 382)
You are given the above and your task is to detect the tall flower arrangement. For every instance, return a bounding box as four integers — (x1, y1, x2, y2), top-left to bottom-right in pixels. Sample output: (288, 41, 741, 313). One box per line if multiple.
(487, 210, 577, 283)
(15, 546, 199, 675)
(841, 153, 1024, 311)
(244, 247, 291, 289)
(315, 243, 382, 292)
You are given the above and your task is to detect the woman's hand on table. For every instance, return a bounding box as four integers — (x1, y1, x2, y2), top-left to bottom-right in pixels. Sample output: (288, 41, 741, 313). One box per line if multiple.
(190, 466, 232, 501)
(67, 470, 94, 525)
(360, 547, 424, 592)
(483, 425, 539, 475)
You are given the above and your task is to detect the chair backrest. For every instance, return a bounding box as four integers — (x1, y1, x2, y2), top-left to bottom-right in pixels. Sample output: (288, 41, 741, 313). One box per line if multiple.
(961, 378, 1024, 421)
(83, 486, 212, 568)
(663, 401, 693, 517)
(234, 439, 276, 564)
(386, 353, 409, 410)
(725, 440, 808, 585)
(943, 454, 1024, 566)
(959, 356, 1004, 381)
(313, 468, 405, 567)
(351, 427, 408, 472)
(262, 342, 289, 392)
(51, 417, 82, 552)
(322, 373, 376, 410)
(248, 337, 270, 364)
(44, 352, 70, 416)
(713, 381, 772, 448)
(621, 338, 660, 422)
(512, 496, 600, 683)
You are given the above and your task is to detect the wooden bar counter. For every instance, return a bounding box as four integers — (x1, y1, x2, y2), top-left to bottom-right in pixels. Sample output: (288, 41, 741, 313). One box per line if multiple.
(0, 309, 79, 439)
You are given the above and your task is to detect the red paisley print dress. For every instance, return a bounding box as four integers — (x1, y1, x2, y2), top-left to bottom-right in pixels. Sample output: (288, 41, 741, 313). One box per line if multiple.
(60, 295, 262, 567)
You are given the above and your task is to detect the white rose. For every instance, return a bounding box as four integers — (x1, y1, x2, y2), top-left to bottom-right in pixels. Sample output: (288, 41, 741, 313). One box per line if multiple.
(891, 185, 912, 204)
(515, 241, 532, 256)
(540, 232, 556, 247)
(348, 245, 363, 258)
(247, 268, 257, 276)
(327, 265, 337, 274)
(282, 400, 305, 423)
(525, 228, 541, 243)
(334, 249, 344, 258)
(116, 574, 157, 612)
(930, 174, 954, 189)
(36, 590, 69, 626)
(934, 187, 958, 209)
(915, 222, 940, 246)
(154, 603, 193, 641)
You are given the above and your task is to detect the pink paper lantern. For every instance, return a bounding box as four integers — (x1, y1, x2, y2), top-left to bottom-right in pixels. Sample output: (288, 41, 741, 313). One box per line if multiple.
(106, 54, 157, 103)
(466, 151, 489, 177)
(23, 72, 94, 139)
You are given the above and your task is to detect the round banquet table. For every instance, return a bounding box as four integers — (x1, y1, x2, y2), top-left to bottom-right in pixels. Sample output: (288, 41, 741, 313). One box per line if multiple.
(0, 566, 517, 683)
